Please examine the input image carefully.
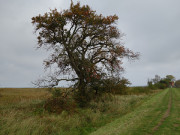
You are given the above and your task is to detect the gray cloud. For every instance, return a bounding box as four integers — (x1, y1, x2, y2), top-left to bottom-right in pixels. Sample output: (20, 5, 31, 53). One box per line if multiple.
(0, 0, 180, 87)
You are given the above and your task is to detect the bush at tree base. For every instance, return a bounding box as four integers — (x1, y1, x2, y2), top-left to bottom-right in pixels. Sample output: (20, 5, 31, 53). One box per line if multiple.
(32, 1, 139, 107)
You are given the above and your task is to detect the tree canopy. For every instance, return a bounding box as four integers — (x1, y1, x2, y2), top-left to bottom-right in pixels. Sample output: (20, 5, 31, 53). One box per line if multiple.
(166, 75, 176, 82)
(32, 2, 139, 104)
(175, 80, 180, 88)
(148, 74, 175, 89)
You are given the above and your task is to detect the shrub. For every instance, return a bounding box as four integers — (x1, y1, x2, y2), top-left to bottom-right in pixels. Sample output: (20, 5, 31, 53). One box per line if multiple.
(44, 97, 76, 113)
(92, 77, 130, 95)
(175, 80, 180, 88)
(44, 88, 77, 113)
(127, 87, 151, 95)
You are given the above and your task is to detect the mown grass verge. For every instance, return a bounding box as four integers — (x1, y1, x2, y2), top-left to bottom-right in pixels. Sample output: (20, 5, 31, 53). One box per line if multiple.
(153, 88, 180, 135)
(90, 88, 179, 135)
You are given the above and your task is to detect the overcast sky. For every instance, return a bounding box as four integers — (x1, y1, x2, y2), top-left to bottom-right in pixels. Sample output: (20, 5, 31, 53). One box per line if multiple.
(0, 0, 180, 87)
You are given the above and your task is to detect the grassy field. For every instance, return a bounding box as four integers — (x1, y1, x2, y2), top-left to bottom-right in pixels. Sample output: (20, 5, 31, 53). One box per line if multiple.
(0, 88, 179, 135)
(91, 88, 180, 135)
(0, 88, 157, 135)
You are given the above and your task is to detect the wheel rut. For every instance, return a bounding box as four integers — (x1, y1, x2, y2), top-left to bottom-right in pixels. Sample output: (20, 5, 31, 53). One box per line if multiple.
(150, 89, 172, 135)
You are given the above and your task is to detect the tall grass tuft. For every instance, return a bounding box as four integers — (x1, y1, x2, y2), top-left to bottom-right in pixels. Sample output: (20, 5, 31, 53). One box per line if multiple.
(0, 88, 158, 135)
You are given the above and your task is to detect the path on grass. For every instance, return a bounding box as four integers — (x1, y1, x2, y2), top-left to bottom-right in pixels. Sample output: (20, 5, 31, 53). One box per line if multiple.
(150, 88, 172, 134)
(90, 88, 180, 135)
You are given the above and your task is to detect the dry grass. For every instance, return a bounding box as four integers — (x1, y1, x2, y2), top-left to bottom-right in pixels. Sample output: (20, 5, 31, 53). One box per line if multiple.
(0, 88, 155, 135)
(0, 88, 50, 105)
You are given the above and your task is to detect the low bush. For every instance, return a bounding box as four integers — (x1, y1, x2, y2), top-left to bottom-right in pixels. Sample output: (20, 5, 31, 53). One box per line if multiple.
(87, 77, 130, 96)
(127, 87, 152, 95)
(44, 88, 77, 113)
(44, 97, 76, 113)
(175, 80, 180, 88)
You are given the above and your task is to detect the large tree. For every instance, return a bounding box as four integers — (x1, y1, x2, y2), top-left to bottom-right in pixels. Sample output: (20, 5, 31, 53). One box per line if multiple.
(32, 2, 139, 102)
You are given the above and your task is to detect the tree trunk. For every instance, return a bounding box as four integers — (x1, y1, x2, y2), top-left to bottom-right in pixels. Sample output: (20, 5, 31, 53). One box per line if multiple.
(76, 79, 89, 107)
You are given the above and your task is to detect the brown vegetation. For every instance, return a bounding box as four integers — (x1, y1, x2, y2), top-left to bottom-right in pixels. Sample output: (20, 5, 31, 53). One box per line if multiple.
(32, 1, 139, 106)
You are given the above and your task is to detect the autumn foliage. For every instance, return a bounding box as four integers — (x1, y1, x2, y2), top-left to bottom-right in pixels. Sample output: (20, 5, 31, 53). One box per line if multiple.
(32, 2, 139, 106)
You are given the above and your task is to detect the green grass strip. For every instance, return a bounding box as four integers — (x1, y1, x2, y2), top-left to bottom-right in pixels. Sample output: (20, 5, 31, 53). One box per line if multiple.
(90, 89, 170, 135)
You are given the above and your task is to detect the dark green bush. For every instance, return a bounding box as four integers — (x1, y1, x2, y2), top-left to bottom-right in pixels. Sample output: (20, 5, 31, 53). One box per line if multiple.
(127, 87, 151, 95)
(175, 80, 180, 88)
(97, 77, 130, 95)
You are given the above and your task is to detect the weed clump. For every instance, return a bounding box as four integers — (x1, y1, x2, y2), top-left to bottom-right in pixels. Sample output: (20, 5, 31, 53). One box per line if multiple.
(44, 88, 76, 113)
(44, 97, 76, 113)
